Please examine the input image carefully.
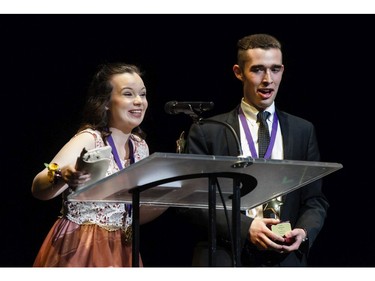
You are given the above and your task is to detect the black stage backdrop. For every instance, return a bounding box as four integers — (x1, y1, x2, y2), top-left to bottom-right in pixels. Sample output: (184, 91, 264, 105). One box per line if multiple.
(1, 14, 373, 267)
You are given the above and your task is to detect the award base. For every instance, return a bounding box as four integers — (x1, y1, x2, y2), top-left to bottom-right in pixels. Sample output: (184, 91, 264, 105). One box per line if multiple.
(271, 221, 291, 236)
(271, 221, 295, 245)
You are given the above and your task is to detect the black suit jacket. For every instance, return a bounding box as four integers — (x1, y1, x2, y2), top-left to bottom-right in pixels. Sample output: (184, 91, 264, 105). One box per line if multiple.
(180, 105, 329, 266)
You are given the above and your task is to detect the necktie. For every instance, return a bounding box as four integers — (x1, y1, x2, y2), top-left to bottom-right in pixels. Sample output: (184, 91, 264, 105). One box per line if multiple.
(256, 111, 282, 218)
(257, 111, 270, 158)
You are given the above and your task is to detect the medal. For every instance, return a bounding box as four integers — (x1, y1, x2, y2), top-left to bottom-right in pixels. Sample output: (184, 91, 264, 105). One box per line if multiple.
(122, 225, 132, 245)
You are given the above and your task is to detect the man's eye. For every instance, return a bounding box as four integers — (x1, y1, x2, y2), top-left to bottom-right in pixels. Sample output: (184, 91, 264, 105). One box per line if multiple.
(272, 67, 281, 73)
(251, 67, 264, 73)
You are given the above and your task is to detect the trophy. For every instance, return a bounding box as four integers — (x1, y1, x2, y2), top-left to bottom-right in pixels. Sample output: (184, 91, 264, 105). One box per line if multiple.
(176, 131, 186, 154)
(263, 197, 292, 238)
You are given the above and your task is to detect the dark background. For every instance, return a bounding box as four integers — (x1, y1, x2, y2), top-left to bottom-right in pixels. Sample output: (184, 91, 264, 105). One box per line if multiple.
(0, 14, 373, 267)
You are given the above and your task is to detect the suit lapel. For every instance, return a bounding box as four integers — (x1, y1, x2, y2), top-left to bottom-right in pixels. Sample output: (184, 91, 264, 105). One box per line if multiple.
(225, 107, 242, 156)
(276, 109, 292, 159)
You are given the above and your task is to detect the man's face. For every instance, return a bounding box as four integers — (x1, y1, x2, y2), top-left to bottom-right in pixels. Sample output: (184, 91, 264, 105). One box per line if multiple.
(234, 48, 284, 111)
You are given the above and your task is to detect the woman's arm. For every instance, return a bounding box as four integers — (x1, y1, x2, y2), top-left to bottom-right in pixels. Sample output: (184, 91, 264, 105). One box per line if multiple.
(31, 132, 97, 200)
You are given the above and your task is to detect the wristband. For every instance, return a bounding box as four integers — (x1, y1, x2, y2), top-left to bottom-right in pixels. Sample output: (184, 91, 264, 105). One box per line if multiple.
(44, 162, 62, 184)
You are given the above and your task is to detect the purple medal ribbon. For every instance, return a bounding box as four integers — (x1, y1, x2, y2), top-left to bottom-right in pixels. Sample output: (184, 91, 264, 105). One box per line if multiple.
(107, 135, 134, 169)
(107, 134, 134, 215)
(239, 108, 278, 159)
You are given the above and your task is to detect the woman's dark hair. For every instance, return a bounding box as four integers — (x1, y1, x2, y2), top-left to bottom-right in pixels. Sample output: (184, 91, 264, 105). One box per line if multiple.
(78, 62, 146, 141)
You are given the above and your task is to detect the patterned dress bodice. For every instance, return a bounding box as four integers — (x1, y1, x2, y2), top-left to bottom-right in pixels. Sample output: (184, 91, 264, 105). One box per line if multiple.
(61, 129, 149, 231)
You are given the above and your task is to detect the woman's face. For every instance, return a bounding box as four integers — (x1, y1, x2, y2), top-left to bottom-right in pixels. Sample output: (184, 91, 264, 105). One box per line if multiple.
(107, 72, 148, 132)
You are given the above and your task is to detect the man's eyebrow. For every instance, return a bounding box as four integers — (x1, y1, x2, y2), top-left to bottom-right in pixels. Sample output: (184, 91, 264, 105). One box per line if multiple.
(250, 64, 282, 69)
(250, 64, 264, 68)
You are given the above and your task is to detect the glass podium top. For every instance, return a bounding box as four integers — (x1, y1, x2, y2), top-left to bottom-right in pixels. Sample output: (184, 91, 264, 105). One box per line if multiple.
(68, 152, 343, 210)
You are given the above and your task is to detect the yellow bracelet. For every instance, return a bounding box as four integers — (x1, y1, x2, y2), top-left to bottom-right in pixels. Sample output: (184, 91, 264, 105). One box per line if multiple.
(44, 163, 62, 184)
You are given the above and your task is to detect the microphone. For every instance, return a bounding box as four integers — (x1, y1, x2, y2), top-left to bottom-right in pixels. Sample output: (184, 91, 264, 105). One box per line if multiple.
(164, 101, 214, 115)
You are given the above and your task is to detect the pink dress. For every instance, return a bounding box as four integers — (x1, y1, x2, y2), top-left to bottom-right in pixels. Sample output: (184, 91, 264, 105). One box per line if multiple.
(33, 129, 149, 267)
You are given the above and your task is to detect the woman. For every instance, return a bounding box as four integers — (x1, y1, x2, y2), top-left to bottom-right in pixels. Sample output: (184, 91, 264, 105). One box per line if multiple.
(32, 62, 165, 267)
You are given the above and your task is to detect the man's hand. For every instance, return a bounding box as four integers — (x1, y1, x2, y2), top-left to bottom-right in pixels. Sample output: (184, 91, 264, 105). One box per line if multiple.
(248, 218, 285, 252)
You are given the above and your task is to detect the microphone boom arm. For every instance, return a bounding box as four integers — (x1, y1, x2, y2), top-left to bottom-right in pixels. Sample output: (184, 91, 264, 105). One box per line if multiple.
(196, 118, 244, 157)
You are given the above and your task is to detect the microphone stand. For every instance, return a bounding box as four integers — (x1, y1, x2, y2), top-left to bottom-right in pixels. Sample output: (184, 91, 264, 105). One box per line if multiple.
(189, 109, 249, 164)
(187, 110, 251, 267)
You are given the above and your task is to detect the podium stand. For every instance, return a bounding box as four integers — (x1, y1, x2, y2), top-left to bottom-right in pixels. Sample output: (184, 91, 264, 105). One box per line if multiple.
(68, 152, 343, 266)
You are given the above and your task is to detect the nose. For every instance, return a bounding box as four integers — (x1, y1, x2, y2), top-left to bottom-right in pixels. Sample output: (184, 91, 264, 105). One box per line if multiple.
(262, 69, 273, 84)
(133, 94, 142, 105)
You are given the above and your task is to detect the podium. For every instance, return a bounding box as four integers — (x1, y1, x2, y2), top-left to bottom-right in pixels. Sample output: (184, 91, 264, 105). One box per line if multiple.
(68, 152, 343, 266)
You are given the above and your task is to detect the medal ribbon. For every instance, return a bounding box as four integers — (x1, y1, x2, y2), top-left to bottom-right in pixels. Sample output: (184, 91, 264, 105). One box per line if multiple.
(238, 107, 278, 159)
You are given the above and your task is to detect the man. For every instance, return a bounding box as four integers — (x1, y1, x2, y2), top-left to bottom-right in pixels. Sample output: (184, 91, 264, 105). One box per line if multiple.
(180, 33, 329, 266)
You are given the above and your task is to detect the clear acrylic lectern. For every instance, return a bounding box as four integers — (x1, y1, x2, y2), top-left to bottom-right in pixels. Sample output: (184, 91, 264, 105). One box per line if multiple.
(68, 152, 343, 267)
